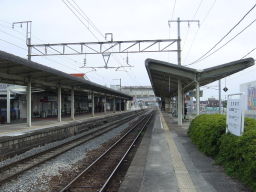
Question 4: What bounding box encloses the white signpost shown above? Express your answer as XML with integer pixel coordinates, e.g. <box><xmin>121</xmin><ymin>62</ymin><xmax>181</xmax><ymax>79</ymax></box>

<box><xmin>226</xmin><ymin>93</ymin><xmax>245</xmax><ymax>136</ymax></box>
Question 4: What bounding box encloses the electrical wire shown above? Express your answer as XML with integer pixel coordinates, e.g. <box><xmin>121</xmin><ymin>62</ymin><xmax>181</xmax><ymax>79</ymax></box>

<box><xmin>70</xmin><ymin>0</ymin><xmax>129</xmax><ymax>69</ymax></box>
<box><xmin>62</xmin><ymin>0</ymin><xmax>100</xmax><ymax>41</ymax></box>
<box><xmin>241</xmin><ymin>47</ymin><xmax>256</xmax><ymax>59</ymax></box>
<box><xmin>0</xmin><ymin>28</ymin><xmax>25</xmax><ymax>42</ymax></box>
<box><xmin>0</xmin><ymin>38</ymin><xmax>27</xmax><ymax>51</ymax></box>
<box><xmin>201</xmin><ymin>0</ymin><xmax>216</xmax><ymax>25</ymax></box>
<box><xmin>0</xmin><ymin>20</ymin><xmax>97</xmax><ymax>75</ymax></box>
<box><xmin>182</xmin><ymin>0</ymin><xmax>203</xmax><ymax>54</ymax></box>
<box><xmin>186</xmin><ymin>17</ymin><xmax>256</xmax><ymax>66</ymax></box>
<box><xmin>188</xmin><ymin>2</ymin><xmax>256</xmax><ymax>66</ymax></box>
<box><xmin>192</xmin><ymin>0</ymin><xmax>203</xmax><ymax>19</ymax></box>
<box><xmin>62</xmin><ymin>0</ymin><xmax>128</xmax><ymax>70</ymax></box>
<box><xmin>170</xmin><ymin>0</ymin><xmax>177</xmax><ymax>21</ymax></box>
<box><xmin>184</xmin><ymin>0</ymin><xmax>216</xmax><ymax>64</ymax></box>
<box><xmin>69</xmin><ymin>0</ymin><xmax>105</xmax><ymax>39</ymax></box>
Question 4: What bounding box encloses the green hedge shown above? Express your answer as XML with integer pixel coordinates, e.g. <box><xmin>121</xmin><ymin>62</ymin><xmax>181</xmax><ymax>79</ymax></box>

<box><xmin>188</xmin><ymin>114</ymin><xmax>256</xmax><ymax>191</ymax></box>
<box><xmin>188</xmin><ymin>114</ymin><xmax>226</xmax><ymax>157</ymax></box>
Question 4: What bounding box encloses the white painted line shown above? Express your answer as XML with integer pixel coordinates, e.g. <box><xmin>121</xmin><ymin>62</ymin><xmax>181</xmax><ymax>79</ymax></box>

<box><xmin>160</xmin><ymin>112</ymin><xmax>197</xmax><ymax>192</ymax></box>
<box><xmin>160</xmin><ymin>116</ymin><xmax>164</xmax><ymax>129</ymax></box>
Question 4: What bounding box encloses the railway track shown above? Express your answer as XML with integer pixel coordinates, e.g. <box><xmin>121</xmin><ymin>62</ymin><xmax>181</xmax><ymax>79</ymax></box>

<box><xmin>0</xmin><ymin>110</ymin><xmax>146</xmax><ymax>185</ymax></box>
<box><xmin>58</xmin><ymin>110</ymin><xmax>154</xmax><ymax>192</ymax></box>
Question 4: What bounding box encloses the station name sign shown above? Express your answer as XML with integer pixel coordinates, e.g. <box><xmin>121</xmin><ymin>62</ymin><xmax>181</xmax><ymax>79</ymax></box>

<box><xmin>226</xmin><ymin>93</ymin><xmax>245</xmax><ymax>136</ymax></box>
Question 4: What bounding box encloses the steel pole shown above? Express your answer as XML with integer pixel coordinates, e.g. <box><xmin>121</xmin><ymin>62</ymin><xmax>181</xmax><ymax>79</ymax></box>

<box><xmin>219</xmin><ymin>80</ymin><xmax>221</xmax><ymax>114</ymax></box>
<box><xmin>58</xmin><ymin>86</ymin><xmax>62</xmax><ymax>122</ymax></box>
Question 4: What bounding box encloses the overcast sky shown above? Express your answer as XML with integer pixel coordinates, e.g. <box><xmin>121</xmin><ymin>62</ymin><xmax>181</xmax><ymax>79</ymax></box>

<box><xmin>1</xmin><ymin>0</ymin><xmax>256</xmax><ymax>100</ymax></box>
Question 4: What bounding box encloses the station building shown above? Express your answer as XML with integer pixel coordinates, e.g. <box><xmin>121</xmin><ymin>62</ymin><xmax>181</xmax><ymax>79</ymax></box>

<box><xmin>120</xmin><ymin>86</ymin><xmax>158</xmax><ymax>109</ymax></box>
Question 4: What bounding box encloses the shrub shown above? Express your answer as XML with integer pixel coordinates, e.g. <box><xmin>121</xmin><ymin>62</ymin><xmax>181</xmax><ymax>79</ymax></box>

<box><xmin>216</xmin><ymin>118</ymin><xmax>256</xmax><ymax>191</ymax></box>
<box><xmin>188</xmin><ymin>114</ymin><xmax>226</xmax><ymax>157</ymax></box>
<box><xmin>188</xmin><ymin>114</ymin><xmax>256</xmax><ymax>191</ymax></box>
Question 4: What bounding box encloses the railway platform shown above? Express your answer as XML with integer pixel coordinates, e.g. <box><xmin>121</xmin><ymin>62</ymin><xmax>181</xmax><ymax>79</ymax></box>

<box><xmin>119</xmin><ymin>110</ymin><xmax>249</xmax><ymax>192</ymax></box>
<box><xmin>0</xmin><ymin>110</ymin><xmax>138</xmax><ymax>161</ymax></box>
<box><xmin>0</xmin><ymin>111</ymin><xmax>123</xmax><ymax>137</ymax></box>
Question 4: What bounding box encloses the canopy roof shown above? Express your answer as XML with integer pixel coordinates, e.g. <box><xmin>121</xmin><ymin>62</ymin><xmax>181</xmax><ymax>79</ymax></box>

<box><xmin>0</xmin><ymin>50</ymin><xmax>132</xmax><ymax>99</ymax></box>
<box><xmin>145</xmin><ymin>58</ymin><xmax>254</xmax><ymax>98</ymax></box>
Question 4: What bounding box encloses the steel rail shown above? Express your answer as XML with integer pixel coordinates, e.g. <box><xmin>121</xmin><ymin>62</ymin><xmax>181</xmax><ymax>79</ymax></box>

<box><xmin>59</xmin><ymin>110</ymin><xmax>153</xmax><ymax>192</ymax></box>
<box><xmin>0</xmin><ymin>111</ymin><xmax>145</xmax><ymax>185</ymax></box>
<box><xmin>99</xmin><ymin>111</ymin><xmax>153</xmax><ymax>192</ymax></box>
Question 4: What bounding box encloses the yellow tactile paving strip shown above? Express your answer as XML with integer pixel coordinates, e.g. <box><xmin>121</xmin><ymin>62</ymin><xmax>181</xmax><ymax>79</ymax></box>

<box><xmin>160</xmin><ymin>112</ymin><xmax>197</xmax><ymax>192</ymax></box>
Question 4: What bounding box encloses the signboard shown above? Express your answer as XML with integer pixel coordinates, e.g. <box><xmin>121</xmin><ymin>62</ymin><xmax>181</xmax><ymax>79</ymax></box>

<box><xmin>248</xmin><ymin>86</ymin><xmax>256</xmax><ymax>110</ymax></box>
<box><xmin>188</xmin><ymin>90</ymin><xmax>203</xmax><ymax>97</ymax></box>
<box><xmin>0</xmin><ymin>84</ymin><xmax>9</xmax><ymax>91</ymax></box>
<box><xmin>226</xmin><ymin>93</ymin><xmax>245</xmax><ymax>136</ymax></box>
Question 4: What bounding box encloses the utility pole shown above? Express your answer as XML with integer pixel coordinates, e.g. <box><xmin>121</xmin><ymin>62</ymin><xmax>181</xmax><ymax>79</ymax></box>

<box><xmin>12</xmin><ymin>21</ymin><xmax>32</xmax><ymax>61</ymax></box>
<box><xmin>168</xmin><ymin>18</ymin><xmax>200</xmax><ymax>66</ymax></box>
<box><xmin>168</xmin><ymin>18</ymin><xmax>200</xmax><ymax>125</ymax></box>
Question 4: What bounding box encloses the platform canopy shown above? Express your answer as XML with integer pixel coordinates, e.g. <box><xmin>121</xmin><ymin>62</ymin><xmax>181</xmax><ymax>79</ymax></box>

<box><xmin>145</xmin><ymin>58</ymin><xmax>255</xmax><ymax>98</ymax></box>
<box><xmin>0</xmin><ymin>50</ymin><xmax>132</xmax><ymax>99</ymax></box>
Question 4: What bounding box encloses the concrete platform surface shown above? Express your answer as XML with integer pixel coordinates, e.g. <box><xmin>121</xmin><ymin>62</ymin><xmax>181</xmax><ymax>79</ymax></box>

<box><xmin>119</xmin><ymin>110</ymin><xmax>250</xmax><ymax>192</ymax></box>
<box><xmin>0</xmin><ymin>111</ymin><xmax>123</xmax><ymax>137</ymax></box>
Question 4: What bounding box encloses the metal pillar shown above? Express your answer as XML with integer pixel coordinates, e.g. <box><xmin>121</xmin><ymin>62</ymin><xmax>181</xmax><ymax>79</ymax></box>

<box><xmin>71</xmin><ymin>88</ymin><xmax>75</xmax><ymax>120</ymax></box>
<box><xmin>124</xmin><ymin>100</ymin><xmax>127</xmax><ymax>111</ymax></box>
<box><xmin>113</xmin><ymin>97</ymin><xmax>116</xmax><ymax>112</ymax></box>
<box><xmin>6</xmin><ymin>89</ymin><xmax>11</xmax><ymax>124</ymax></box>
<box><xmin>177</xmin><ymin>17</ymin><xmax>182</xmax><ymax>125</ymax></box>
<box><xmin>92</xmin><ymin>92</ymin><xmax>95</xmax><ymax>117</ymax></box>
<box><xmin>178</xmin><ymin>80</ymin><xmax>183</xmax><ymax>125</ymax></box>
<box><xmin>196</xmin><ymin>81</ymin><xmax>200</xmax><ymax>115</ymax></box>
<box><xmin>219</xmin><ymin>80</ymin><xmax>221</xmax><ymax>114</ymax></box>
<box><xmin>119</xmin><ymin>99</ymin><xmax>122</xmax><ymax>112</ymax></box>
<box><xmin>104</xmin><ymin>95</ymin><xmax>107</xmax><ymax>114</ymax></box>
<box><xmin>27</xmin><ymin>80</ymin><xmax>32</xmax><ymax>127</ymax></box>
<box><xmin>27</xmin><ymin>38</ymin><xmax>32</xmax><ymax>61</ymax></box>
<box><xmin>58</xmin><ymin>86</ymin><xmax>62</xmax><ymax>122</ymax></box>
<box><xmin>181</xmin><ymin>92</ymin><xmax>184</xmax><ymax>119</ymax></box>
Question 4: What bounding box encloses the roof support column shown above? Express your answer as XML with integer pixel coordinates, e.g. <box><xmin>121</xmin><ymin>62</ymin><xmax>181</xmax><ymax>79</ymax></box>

<box><xmin>196</xmin><ymin>81</ymin><xmax>200</xmax><ymax>116</ymax></box>
<box><xmin>119</xmin><ymin>98</ymin><xmax>122</xmax><ymax>112</ymax></box>
<box><xmin>218</xmin><ymin>79</ymin><xmax>221</xmax><ymax>114</ymax></box>
<box><xmin>27</xmin><ymin>79</ymin><xmax>32</xmax><ymax>127</ymax></box>
<box><xmin>6</xmin><ymin>89</ymin><xmax>10</xmax><ymax>124</ymax></box>
<box><xmin>58</xmin><ymin>86</ymin><xmax>62</xmax><ymax>122</ymax></box>
<box><xmin>182</xmin><ymin>92</ymin><xmax>185</xmax><ymax>119</ymax></box>
<box><xmin>178</xmin><ymin>80</ymin><xmax>183</xmax><ymax>125</ymax></box>
<box><xmin>113</xmin><ymin>97</ymin><xmax>116</xmax><ymax>112</ymax></box>
<box><xmin>104</xmin><ymin>95</ymin><xmax>107</xmax><ymax>114</ymax></box>
<box><xmin>92</xmin><ymin>92</ymin><xmax>95</xmax><ymax>117</ymax></box>
<box><xmin>71</xmin><ymin>88</ymin><xmax>75</xmax><ymax>120</ymax></box>
<box><xmin>124</xmin><ymin>100</ymin><xmax>127</xmax><ymax>111</ymax></box>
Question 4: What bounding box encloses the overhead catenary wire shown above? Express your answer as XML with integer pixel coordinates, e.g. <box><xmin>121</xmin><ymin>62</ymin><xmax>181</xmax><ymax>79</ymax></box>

<box><xmin>186</xmin><ymin>17</ymin><xmax>256</xmax><ymax>66</ymax></box>
<box><xmin>241</xmin><ymin>47</ymin><xmax>256</xmax><ymax>59</ymax></box>
<box><xmin>62</xmin><ymin>0</ymin><xmax>100</xmax><ymax>41</ymax></box>
<box><xmin>187</xmin><ymin>2</ymin><xmax>256</xmax><ymax>66</ymax></box>
<box><xmin>184</xmin><ymin>0</ymin><xmax>217</xmax><ymax>64</ymax></box>
<box><xmin>69</xmin><ymin>0</ymin><xmax>105</xmax><ymax>39</ymax></box>
<box><xmin>0</xmin><ymin>28</ymin><xmax>25</xmax><ymax>42</ymax></box>
<box><xmin>62</xmin><ymin>0</ymin><xmax>128</xmax><ymax>70</ymax></box>
<box><xmin>181</xmin><ymin>0</ymin><xmax>203</xmax><ymax>55</ymax></box>
<box><xmin>0</xmin><ymin>20</ymin><xmax>99</xmax><ymax>75</ymax></box>
<box><xmin>0</xmin><ymin>36</ymin><xmax>86</xmax><ymax>74</ymax></box>
<box><xmin>0</xmin><ymin>38</ymin><xmax>27</xmax><ymax>51</ymax></box>
<box><xmin>170</xmin><ymin>0</ymin><xmax>177</xmax><ymax>21</ymax></box>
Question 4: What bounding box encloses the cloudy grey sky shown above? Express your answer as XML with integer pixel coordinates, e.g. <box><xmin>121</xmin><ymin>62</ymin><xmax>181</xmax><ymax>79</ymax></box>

<box><xmin>1</xmin><ymin>0</ymin><xmax>256</xmax><ymax>99</ymax></box>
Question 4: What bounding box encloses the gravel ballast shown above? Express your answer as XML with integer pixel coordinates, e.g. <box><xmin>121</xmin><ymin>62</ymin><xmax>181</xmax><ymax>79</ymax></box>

<box><xmin>0</xmin><ymin>121</ymin><xmax>131</xmax><ymax>192</ymax></box>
